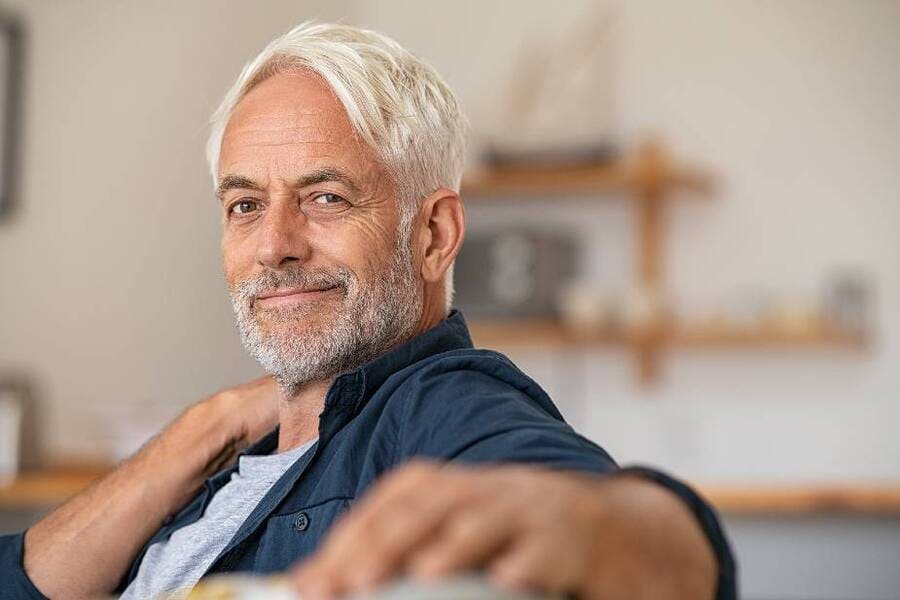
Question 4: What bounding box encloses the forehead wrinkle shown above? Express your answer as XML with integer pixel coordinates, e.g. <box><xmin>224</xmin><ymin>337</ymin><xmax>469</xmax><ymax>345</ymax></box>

<box><xmin>228</xmin><ymin>107</ymin><xmax>354</xmax><ymax>134</ymax></box>
<box><xmin>239</xmin><ymin>109</ymin><xmax>334</xmax><ymax>122</ymax></box>
<box><xmin>229</xmin><ymin>140</ymin><xmax>348</xmax><ymax>153</ymax></box>
<box><xmin>224</xmin><ymin>127</ymin><xmax>358</xmax><ymax>153</ymax></box>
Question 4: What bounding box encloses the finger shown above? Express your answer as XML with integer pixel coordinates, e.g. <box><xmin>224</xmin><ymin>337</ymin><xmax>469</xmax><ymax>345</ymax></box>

<box><xmin>293</xmin><ymin>556</ymin><xmax>344</xmax><ymax>600</ymax></box>
<box><xmin>488</xmin><ymin>538</ymin><xmax>584</xmax><ymax>596</ymax></box>
<box><xmin>340</xmin><ymin>489</ymin><xmax>466</xmax><ymax>590</ymax></box>
<box><xmin>319</xmin><ymin>461</ymin><xmax>441</xmax><ymax>554</ymax></box>
<box><xmin>297</xmin><ymin>463</ymin><xmax>477</xmax><ymax>594</ymax></box>
<box><xmin>321</xmin><ymin>469</ymin><xmax>459</xmax><ymax>562</ymax></box>
<box><xmin>351</xmin><ymin>461</ymin><xmax>448</xmax><ymax>525</ymax></box>
<box><xmin>408</xmin><ymin>499</ymin><xmax>520</xmax><ymax>578</ymax></box>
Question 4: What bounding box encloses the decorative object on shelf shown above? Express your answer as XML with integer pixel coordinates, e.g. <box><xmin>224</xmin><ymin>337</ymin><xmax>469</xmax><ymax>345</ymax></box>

<box><xmin>823</xmin><ymin>268</ymin><xmax>873</xmax><ymax>335</ymax></box>
<box><xmin>454</xmin><ymin>229</ymin><xmax>579</xmax><ymax>319</ymax></box>
<box><xmin>0</xmin><ymin>384</ymin><xmax>22</xmax><ymax>483</ymax></box>
<box><xmin>0</xmin><ymin>9</ymin><xmax>22</xmax><ymax>220</ymax></box>
<box><xmin>0</xmin><ymin>374</ymin><xmax>40</xmax><ymax>472</ymax></box>
<box><xmin>482</xmin><ymin>3</ymin><xmax>619</xmax><ymax>170</ymax></box>
<box><xmin>556</xmin><ymin>282</ymin><xmax>618</xmax><ymax>337</ymax></box>
<box><xmin>719</xmin><ymin>287</ymin><xmax>773</xmax><ymax>331</ymax></box>
<box><xmin>481</xmin><ymin>141</ymin><xmax>619</xmax><ymax>171</ymax></box>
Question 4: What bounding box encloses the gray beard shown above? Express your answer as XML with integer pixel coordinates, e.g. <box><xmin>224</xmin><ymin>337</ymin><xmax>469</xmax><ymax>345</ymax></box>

<box><xmin>229</xmin><ymin>239</ymin><xmax>423</xmax><ymax>395</ymax></box>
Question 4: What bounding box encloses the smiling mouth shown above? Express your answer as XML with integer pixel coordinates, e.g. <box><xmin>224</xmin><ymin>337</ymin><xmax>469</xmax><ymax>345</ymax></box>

<box><xmin>254</xmin><ymin>285</ymin><xmax>341</xmax><ymax>308</ymax></box>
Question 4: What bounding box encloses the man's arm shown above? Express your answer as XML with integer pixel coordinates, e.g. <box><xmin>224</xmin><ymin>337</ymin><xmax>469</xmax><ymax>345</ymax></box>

<box><xmin>0</xmin><ymin>376</ymin><xmax>278</xmax><ymax>599</ymax></box>
<box><xmin>293</xmin><ymin>461</ymin><xmax>719</xmax><ymax>600</ymax></box>
<box><xmin>292</xmin><ymin>366</ymin><xmax>733</xmax><ymax>599</ymax></box>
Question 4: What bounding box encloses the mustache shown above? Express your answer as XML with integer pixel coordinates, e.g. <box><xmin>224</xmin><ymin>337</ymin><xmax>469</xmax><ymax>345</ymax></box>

<box><xmin>231</xmin><ymin>266</ymin><xmax>353</xmax><ymax>305</ymax></box>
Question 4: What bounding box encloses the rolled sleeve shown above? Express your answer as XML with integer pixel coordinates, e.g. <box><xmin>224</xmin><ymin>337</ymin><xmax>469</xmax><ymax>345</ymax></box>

<box><xmin>0</xmin><ymin>532</ymin><xmax>48</xmax><ymax>600</ymax></box>
<box><xmin>618</xmin><ymin>466</ymin><xmax>737</xmax><ymax>600</ymax></box>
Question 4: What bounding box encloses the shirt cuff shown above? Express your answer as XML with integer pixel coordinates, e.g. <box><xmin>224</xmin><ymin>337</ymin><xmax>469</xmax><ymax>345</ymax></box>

<box><xmin>616</xmin><ymin>466</ymin><xmax>738</xmax><ymax>600</ymax></box>
<box><xmin>0</xmin><ymin>532</ymin><xmax>49</xmax><ymax>600</ymax></box>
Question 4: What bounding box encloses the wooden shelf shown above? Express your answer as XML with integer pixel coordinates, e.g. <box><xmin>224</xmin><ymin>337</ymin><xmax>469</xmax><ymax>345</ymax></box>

<box><xmin>460</xmin><ymin>140</ymin><xmax>871</xmax><ymax>385</ymax></box>
<box><xmin>2</xmin><ymin>468</ymin><xmax>899</xmax><ymax>516</ymax></box>
<box><xmin>669</xmin><ymin>323</ymin><xmax>868</xmax><ymax>350</ymax></box>
<box><xmin>460</xmin><ymin>141</ymin><xmax>721</xmax><ymax>385</ymax></box>
<box><xmin>469</xmin><ymin>318</ymin><xmax>631</xmax><ymax>349</ymax></box>
<box><xmin>462</xmin><ymin>154</ymin><xmax>713</xmax><ymax>198</ymax></box>
<box><xmin>463</xmin><ymin>162</ymin><xmax>632</xmax><ymax>197</ymax></box>
<box><xmin>0</xmin><ymin>466</ymin><xmax>106</xmax><ymax>510</ymax></box>
<box><xmin>698</xmin><ymin>483</ymin><xmax>900</xmax><ymax>515</ymax></box>
<box><xmin>469</xmin><ymin>319</ymin><xmax>868</xmax><ymax>352</ymax></box>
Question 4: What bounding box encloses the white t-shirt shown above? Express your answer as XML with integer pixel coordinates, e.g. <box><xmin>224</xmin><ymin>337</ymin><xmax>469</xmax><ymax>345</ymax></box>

<box><xmin>121</xmin><ymin>438</ymin><xmax>317</xmax><ymax>599</ymax></box>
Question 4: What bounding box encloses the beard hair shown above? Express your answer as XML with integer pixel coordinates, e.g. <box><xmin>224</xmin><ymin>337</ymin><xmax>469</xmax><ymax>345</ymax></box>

<box><xmin>229</xmin><ymin>233</ymin><xmax>423</xmax><ymax>395</ymax></box>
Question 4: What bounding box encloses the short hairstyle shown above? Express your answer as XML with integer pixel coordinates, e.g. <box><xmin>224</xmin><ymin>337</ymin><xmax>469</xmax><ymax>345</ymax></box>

<box><xmin>206</xmin><ymin>22</ymin><xmax>467</xmax><ymax>309</ymax></box>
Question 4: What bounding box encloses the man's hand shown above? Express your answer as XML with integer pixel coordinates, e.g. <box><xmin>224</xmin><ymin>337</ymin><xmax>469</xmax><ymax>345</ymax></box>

<box><xmin>23</xmin><ymin>376</ymin><xmax>280</xmax><ymax>598</ymax></box>
<box><xmin>179</xmin><ymin>376</ymin><xmax>282</xmax><ymax>488</ymax></box>
<box><xmin>293</xmin><ymin>461</ymin><xmax>716</xmax><ymax>600</ymax></box>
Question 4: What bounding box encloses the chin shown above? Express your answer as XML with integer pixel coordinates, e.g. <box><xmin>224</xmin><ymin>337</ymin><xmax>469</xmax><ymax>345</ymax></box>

<box><xmin>255</xmin><ymin>302</ymin><xmax>340</xmax><ymax>325</ymax></box>
<box><xmin>258</xmin><ymin>313</ymin><xmax>328</xmax><ymax>339</ymax></box>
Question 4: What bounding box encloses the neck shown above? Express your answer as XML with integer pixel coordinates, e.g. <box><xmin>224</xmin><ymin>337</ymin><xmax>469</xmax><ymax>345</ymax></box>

<box><xmin>276</xmin><ymin>378</ymin><xmax>331</xmax><ymax>453</ymax></box>
<box><xmin>412</xmin><ymin>286</ymin><xmax>448</xmax><ymax>338</ymax></box>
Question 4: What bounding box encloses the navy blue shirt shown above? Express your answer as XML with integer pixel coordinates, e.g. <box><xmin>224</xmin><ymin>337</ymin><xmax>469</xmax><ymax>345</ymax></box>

<box><xmin>0</xmin><ymin>310</ymin><xmax>736</xmax><ymax>599</ymax></box>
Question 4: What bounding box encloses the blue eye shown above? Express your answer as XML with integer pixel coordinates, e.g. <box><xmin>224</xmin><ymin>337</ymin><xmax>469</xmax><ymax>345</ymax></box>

<box><xmin>313</xmin><ymin>193</ymin><xmax>345</xmax><ymax>205</ymax></box>
<box><xmin>230</xmin><ymin>199</ymin><xmax>258</xmax><ymax>214</ymax></box>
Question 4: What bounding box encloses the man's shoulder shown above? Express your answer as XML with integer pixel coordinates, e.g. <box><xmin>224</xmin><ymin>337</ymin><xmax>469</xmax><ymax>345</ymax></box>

<box><xmin>400</xmin><ymin>346</ymin><xmax>520</xmax><ymax>378</ymax></box>
<box><xmin>373</xmin><ymin>346</ymin><xmax>615</xmax><ymax>471</ymax></box>
<box><xmin>378</xmin><ymin>346</ymin><xmax>564</xmax><ymax>423</ymax></box>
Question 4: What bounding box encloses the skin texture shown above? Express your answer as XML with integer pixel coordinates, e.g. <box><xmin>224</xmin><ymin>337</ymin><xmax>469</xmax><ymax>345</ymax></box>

<box><xmin>216</xmin><ymin>71</ymin><xmax>464</xmax><ymax>453</ymax></box>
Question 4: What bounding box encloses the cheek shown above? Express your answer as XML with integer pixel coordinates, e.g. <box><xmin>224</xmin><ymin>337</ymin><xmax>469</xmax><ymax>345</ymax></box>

<box><xmin>315</xmin><ymin>222</ymin><xmax>394</xmax><ymax>279</ymax></box>
<box><xmin>221</xmin><ymin>234</ymin><xmax>254</xmax><ymax>287</ymax></box>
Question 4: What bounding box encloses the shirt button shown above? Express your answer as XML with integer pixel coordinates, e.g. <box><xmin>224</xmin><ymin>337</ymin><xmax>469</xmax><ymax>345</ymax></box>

<box><xmin>294</xmin><ymin>512</ymin><xmax>310</xmax><ymax>532</ymax></box>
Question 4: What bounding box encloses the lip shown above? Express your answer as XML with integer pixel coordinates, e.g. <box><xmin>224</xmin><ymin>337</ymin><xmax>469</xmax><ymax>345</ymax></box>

<box><xmin>255</xmin><ymin>285</ymin><xmax>340</xmax><ymax>308</ymax></box>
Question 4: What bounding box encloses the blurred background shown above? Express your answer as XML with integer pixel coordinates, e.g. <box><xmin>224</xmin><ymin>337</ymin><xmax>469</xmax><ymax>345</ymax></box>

<box><xmin>0</xmin><ymin>1</ymin><xmax>898</xmax><ymax>598</ymax></box>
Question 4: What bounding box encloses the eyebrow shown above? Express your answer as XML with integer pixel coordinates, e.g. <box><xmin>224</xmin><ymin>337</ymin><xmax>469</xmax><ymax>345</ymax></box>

<box><xmin>216</xmin><ymin>167</ymin><xmax>361</xmax><ymax>200</ymax></box>
<box><xmin>216</xmin><ymin>175</ymin><xmax>261</xmax><ymax>200</ymax></box>
<box><xmin>296</xmin><ymin>167</ymin><xmax>361</xmax><ymax>194</ymax></box>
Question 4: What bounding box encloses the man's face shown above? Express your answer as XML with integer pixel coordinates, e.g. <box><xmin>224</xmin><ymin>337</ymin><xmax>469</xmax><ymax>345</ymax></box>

<box><xmin>217</xmin><ymin>71</ymin><xmax>423</xmax><ymax>391</ymax></box>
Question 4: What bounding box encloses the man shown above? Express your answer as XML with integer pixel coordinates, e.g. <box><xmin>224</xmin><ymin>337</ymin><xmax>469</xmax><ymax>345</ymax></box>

<box><xmin>0</xmin><ymin>22</ymin><xmax>735</xmax><ymax>600</ymax></box>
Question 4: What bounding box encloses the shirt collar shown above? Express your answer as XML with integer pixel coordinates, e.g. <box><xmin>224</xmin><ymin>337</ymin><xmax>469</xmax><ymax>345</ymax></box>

<box><xmin>345</xmin><ymin>308</ymin><xmax>473</xmax><ymax>406</ymax></box>
<box><xmin>240</xmin><ymin>309</ymin><xmax>473</xmax><ymax>457</ymax></box>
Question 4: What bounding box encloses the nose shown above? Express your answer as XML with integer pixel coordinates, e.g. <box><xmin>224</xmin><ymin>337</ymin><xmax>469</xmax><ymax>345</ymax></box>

<box><xmin>255</xmin><ymin>202</ymin><xmax>311</xmax><ymax>269</ymax></box>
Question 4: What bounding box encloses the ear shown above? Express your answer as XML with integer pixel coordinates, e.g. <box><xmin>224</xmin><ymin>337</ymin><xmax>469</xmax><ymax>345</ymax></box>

<box><xmin>416</xmin><ymin>188</ymin><xmax>465</xmax><ymax>284</ymax></box>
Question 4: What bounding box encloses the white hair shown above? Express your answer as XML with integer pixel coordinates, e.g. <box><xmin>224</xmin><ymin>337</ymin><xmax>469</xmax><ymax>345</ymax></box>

<box><xmin>207</xmin><ymin>21</ymin><xmax>468</xmax><ymax>311</ymax></box>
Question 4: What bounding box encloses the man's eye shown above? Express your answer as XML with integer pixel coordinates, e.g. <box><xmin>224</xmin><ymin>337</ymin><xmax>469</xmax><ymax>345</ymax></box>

<box><xmin>230</xmin><ymin>199</ymin><xmax>259</xmax><ymax>215</ymax></box>
<box><xmin>313</xmin><ymin>193</ymin><xmax>345</xmax><ymax>205</ymax></box>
